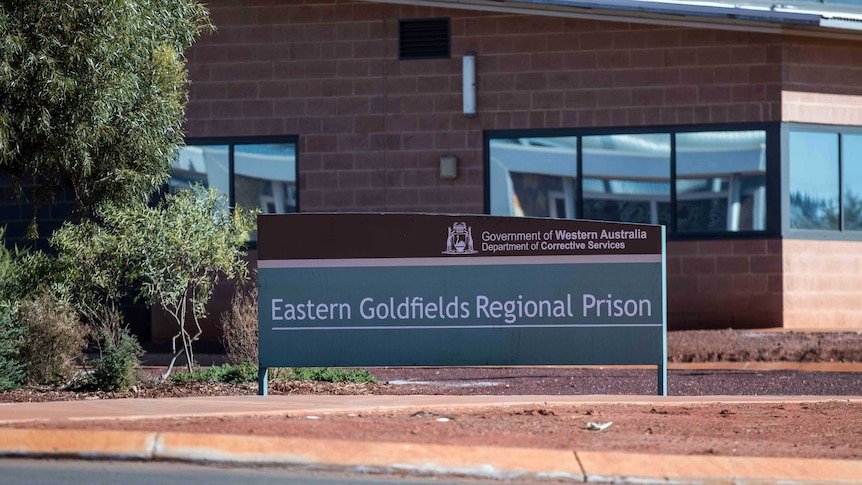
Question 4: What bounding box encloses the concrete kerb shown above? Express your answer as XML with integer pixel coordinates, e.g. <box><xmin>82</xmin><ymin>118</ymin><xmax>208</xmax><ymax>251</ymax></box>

<box><xmin>1</xmin><ymin>427</ymin><xmax>862</xmax><ymax>484</ymax></box>
<box><xmin>1</xmin><ymin>395</ymin><xmax>862</xmax><ymax>484</ymax></box>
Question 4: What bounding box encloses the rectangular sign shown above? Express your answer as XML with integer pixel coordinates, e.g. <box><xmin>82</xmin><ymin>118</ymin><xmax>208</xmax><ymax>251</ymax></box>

<box><xmin>257</xmin><ymin>214</ymin><xmax>667</xmax><ymax>394</ymax></box>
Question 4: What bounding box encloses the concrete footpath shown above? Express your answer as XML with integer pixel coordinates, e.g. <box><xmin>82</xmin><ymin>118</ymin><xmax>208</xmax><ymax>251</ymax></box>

<box><xmin>1</xmin><ymin>394</ymin><xmax>861</xmax><ymax>484</ymax></box>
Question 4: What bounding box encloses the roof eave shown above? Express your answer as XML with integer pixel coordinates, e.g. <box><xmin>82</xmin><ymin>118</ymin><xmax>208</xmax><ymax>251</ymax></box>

<box><xmin>360</xmin><ymin>0</ymin><xmax>862</xmax><ymax>41</ymax></box>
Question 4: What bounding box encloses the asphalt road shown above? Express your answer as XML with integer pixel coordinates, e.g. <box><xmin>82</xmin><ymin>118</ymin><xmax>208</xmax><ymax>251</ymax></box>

<box><xmin>0</xmin><ymin>459</ymin><xmax>641</xmax><ymax>485</ymax></box>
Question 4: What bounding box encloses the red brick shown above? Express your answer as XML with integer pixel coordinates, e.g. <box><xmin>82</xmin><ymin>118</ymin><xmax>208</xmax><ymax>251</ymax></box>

<box><xmin>209</xmin><ymin>6</ymin><xmax>259</xmax><ymax>26</ymax></box>
<box><xmin>337</xmin><ymin>134</ymin><xmax>370</xmax><ymax>152</ymax></box>
<box><xmin>580</xmin><ymin>70</ymin><xmax>615</xmax><ymax>89</ymax></box>
<box><xmin>531</xmin><ymin>52</ymin><xmax>566</xmax><ymax>71</ymax></box>
<box><xmin>565</xmin><ymin>52</ymin><xmax>597</xmax><ymax>69</ymax></box>
<box><xmin>597</xmin><ymin>89</ymin><xmax>632</xmax><ymax>108</ymax></box>
<box><xmin>386</xmin><ymin>188</ymin><xmax>420</xmax><ymax>206</ymax></box>
<box><xmin>666</xmin><ymin>257</ymin><xmax>681</xmax><ymax>275</ymax></box>
<box><xmin>355</xmin><ymin>188</ymin><xmax>386</xmax><ymax>208</ymax></box>
<box><xmin>191</xmin><ymin>83</ymin><xmax>227</xmax><ymax>100</ymax></box>
<box><xmin>682</xmin><ymin>256</ymin><xmax>716</xmax><ymax>274</ymax></box>
<box><xmin>242</xmin><ymin>100</ymin><xmax>273</xmax><ymax>117</ymax></box>
<box><xmin>632</xmin><ymin>88</ymin><xmax>665</xmax><ymax>106</ymax></box>
<box><xmin>613</xmin><ymin>31</ymin><xmax>650</xmax><ymax>50</ymax></box>
<box><xmin>322</xmin><ymin>189</ymin><xmax>355</xmax><ymax>209</ymax></box>
<box><xmin>321</xmin><ymin>154</ymin><xmax>353</xmax><ymax>171</ymax></box>
<box><xmin>750</xmin><ymin>255</ymin><xmax>781</xmax><ymax>273</ymax></box>
<box><xmin>434</xmin><ymin>132</ymin><xmax>467</xmax><ymax>150</ymax></box>
<box><xmin>497</xmin><ymin>53</ymin><xmax>533</xmax><ymax>72</ymax></box>
<box><xmin>532</xmin><ymin>91</ymin><xmax>565</xmax><ymax>110</ymax></box>
<box><xmin>304</xmin><ymin>170</ymin><xmax>338</xmax><ymax>189</ymax></box>
<box><xmin>337</xmin><ymin>97</ymin><xmax>370</xmax><ymax>116</ymax></box>
<box><xmin>733</xmin><ymin>273</ymin><xmax>768</xmax><ymax>294</ymax></box>
<box><xmin>305</xmin><ymin>134</ymin><xmax>338</xmax><ymax>152</ymax></box>
<box><xmin>211</xmin><ymin>100</ymin><xmax>243</xmax><ymax>118</ymax></box>
<box><xmin>499</xmin><ymin>92</ymin><xmax>532</xmax><ymax>110</ymax></box>
<box><xmin>185</xmin><ymin>101</ymin><xmax>211</xmax><ymax>120</ymax></box>
<box><xmin>679</xmin><ymin>67</ymin><xmax>714</xmax><ymax>85</ymax></box>
<box><xmin>646</xmin><ymin>29</ymin><xmax>681</xmax><ymax>49</ymax></box>
<box><xmin>565</xmin><ymin>91</ymin><xmax>597</xmax><ymax>109</ymax></box>
<box><xmin>733</xmin><ymin>239</ymin><xmax>767</xmax><ymax>255</ymax></box>
<box><xmin>286</xmin><ymin>6</ymin><xmax>322</xmax><ymax>24</ymax></box>
<box><xmin>698</xmin><ymin>86</ymin><xmax>732</xmax><ymax>104</ymax></box>
<box><xmin>665</xmin><ymin>86</ymin><xmax>697</xmax><ymax>105</ymax></box>
<box><xmin>210</xmin><ymin>62</ymin><xmax>274</xmax><ymax>82</ymax></box>
<box><xmin>697</xmin><ymin>47</ymin><xmax>732</xmax><ymax>65</ymax></box>
<box><xmin>596</xmin><ymin>50</ymin><xmax>630</xmax><ymax>69</ymax></box>
<box><xmin>400</xmin><ymin>95</ymin><xmax>435</xmax><ymax>113</ymax></box>
<box><xmin>697</xmin><ymin>240</ymin><xmax>734</xmax><ymax>256</ymax></box>
<box><xmin>337</xmin><ymin>170</ymin><xmax>372</xmax><ymax>188</ymax></box>
<box><xmin>715</xmin><ymin>256</ymin><xmax>750</xmax><ymax>274</ymax></box>
<box><xmin>631</xmin><ymin>49</ymin><xmax>665</xmax><ymax>68</ymax></box>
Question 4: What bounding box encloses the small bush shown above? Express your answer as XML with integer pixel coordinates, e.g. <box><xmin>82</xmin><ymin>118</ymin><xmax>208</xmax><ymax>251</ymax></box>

<box><xmin>220</xmin><ymin>284</ymin><xmax>258</xmax><ymax>365</ymax></box>
<box><xmin>0</xmin><ymin>302</ymin><xmax>24</xmax><ymax>391</ymax></box>
<box><xmin>18</xmin><ymin>291</ymin><xmax>88</xmax><ymax>385</ymax></box>
<box><xmin>88</xmin><ymin>327</ymin><xmax>144</xmax><ymax>392</ymax></box>
<box><xmin>281</xmin><ymin>367</ymin><xmax>377</xmax><ymax>384</ymax></box>
<box><xmin>169</xmin><ymin>361</ymin><xmax>258</xmax><ymax>384</ymax></box>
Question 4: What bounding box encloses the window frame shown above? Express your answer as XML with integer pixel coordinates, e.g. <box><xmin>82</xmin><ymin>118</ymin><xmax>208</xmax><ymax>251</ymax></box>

<box><xmin>174</xmin><ymin>135</ymin><xmax>300</xmax><ymax>247</ymax></box>
<box><xmin>484</xmin><ymin>122</ymin><xmax>781</xmax><ymax>241</ymax></box>
<box><xmin>781</xmin><ymin>123</ymin><xmax>862</xmax><ymax>240</ymax></box>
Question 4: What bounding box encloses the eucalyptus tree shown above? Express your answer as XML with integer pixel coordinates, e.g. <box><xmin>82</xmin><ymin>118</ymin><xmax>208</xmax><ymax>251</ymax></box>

<box><xmin>0</xmin><ymin>0</ymin><xmax>212</xmax><ymax>236</ymax></box>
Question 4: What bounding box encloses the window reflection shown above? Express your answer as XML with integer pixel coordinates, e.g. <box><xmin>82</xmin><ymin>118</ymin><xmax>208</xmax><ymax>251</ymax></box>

<box><xmin>488</xmin><ymin>129</ymin><xmax>772</xmax><ymax>234</ymax></box>
<box><xmin>676</xmin><ymin>131</ymin><xmax>766</xmax><ymax>232</ymax></box>
<box><xmin>489</xmin><ymin>137</ymin><xmax>578</xmax><ymax>219</ymax></box>
<box><xmin>789</xmin><ymin>131</ymin><xmax>839</xmax><ymax>230</ymax></box>
<box><xmin>843</xmin><ymin>134</ymin><xmax>862</xmax><ymax>231</ymax></box>
<box><xmin>582</xmin><ymin>134</ymin><xmax>671</xmax><ymax>225</ymax></box>
<box><xmin>234</xmin><ymin>144</ymin><xmax>297</xmax><ymax>214</ymax></box>
<box><xmin>170</xmin><ymin>145</ymin><xmax>230</xmax><ymax>196</ymax></box>
<box><xmin>170</xmin><ymin>141</ymin><xmax>297</xmax><ymax>242</ymax></box>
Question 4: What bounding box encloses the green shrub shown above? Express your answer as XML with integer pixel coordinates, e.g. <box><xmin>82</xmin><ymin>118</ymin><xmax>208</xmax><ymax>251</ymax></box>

<box><xmin>282</xmin><ymin>367</ymin><xmax>377</xmax><ymax>384</ymax></box>
<box><xmin>88</xmin><ymin>327</ymin><xmax>144</xmax><ymax>392</ymax></box>
<box><xmin>18</xmin><ymin>291</ymin><xmax>88</xmax><ymax>385</ymax></box>
<box><xmin>0</xmin><ymin>302</ymin><xmax>24</xmax><ymax>391</ymax></box>
<box><xmin>167</xmin><ymin>363</ymin><xmax>376</xmax><ymax>385</ymax></box>
<box><xmin>220</xmin><ymin>284</ymin><xmax>258</xmax><ymax>365</ymax></box>
<box><xmin>169</xmin><ymin>361</ymin><xmax>258</xmax><ymax>384</ymax></box>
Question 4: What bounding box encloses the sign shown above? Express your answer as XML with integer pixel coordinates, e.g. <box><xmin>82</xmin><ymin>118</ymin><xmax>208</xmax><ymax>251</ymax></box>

<box><xmin>257</xmin><ymin>214</ymin><xmax>667</xmax><ymax>395</ymax></box>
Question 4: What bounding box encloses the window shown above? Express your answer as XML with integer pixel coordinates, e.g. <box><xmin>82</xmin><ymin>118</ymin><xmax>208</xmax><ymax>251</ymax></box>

<box><xmin>487</xmin><ymin>126</ymin><xmax>769</xmax><ymax>236</ymax></box>
<box><xmin>788</xmin><ymin>131</ymin><xmax>839</xmax><ymax>230</ymax></box>
<box><xmin>843</xmin><ymin>134</ymin><xmax>862</xmax><ymax>231</ymax></box>
<box><xmin>488</xmin><ymin>137</ymin><xmax>577</xmax><ymax>219</ymax></box>
<box><xmin>233</xmin><ymin>144</ymin><xmax>297</xmax><ymax>214</ymax></box>
<box><xmin>582</xmin><ymin>134</ymin><xmax>670</xmax><ymax>226</ymax></box>
<box><xmin>676</xmin><ymin>131</ymin><xmax>766</xmax><ymax>232</ymax></box>
<box><xmin>170</xmin><ymin>138</ymin><xmax>298</xmax><ymax>241</ymax></box>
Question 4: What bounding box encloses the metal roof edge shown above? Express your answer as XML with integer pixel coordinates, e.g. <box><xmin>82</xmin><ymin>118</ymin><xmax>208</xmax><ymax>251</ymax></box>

<box><xmin>359</xmin><ymin>0</ymin><xmax>862</xmax><ymax>40</ymax></box>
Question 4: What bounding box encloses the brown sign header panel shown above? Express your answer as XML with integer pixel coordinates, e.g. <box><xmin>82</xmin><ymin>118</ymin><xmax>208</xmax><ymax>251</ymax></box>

<box><xmin>258</xmin><ymin>213</ymin><xmax>662</xmax><ymax>261</ymax></box>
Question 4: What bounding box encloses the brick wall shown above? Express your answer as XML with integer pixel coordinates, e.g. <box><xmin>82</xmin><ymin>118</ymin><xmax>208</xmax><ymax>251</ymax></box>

<box><xmin>177</xmin><ymin>1</ymin><xmax>862</xmax><ymax>335</ymax></box>
<box><xmin>782</xmin><ymin>239</ymin><xmax>862</xmax><ymax>330</ymax></box>
<box><xmin>184</xmin><ymin>0</ymin><xmax>787</xmax><ymax>216</ymax></box>
<box><xmin>667</xmin><ymin>239</ymin><xmax>783</xmax><ymax>330</ymax></box>
<box><xmin>781</xmin><ymin>38</ymin><xmax>862</xmax><ymax>124</ymax></box>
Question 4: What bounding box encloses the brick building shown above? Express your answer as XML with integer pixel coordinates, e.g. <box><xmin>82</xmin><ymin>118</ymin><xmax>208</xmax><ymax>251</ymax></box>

<box><xmin>173</xmin><ymin>0</ymin><xmax>862</xmax><ymax>336</ymax></box>
<box><xmin>10</xmin><ymin>0</ymin><xmax>862</xmax><ymax>342</ymax></box>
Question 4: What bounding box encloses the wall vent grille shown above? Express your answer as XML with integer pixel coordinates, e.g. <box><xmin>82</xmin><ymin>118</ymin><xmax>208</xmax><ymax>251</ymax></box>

<box><xmin>399</xmin><ymin>18</ymin><xmax>450</xmax><ymax>60</ymax></box>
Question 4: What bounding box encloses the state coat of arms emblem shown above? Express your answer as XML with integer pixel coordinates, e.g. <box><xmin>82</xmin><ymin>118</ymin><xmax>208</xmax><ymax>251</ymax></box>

<box><xmin>442</xmin><ymin>222</ymin><xmax>478</xmax><ymax>255</ymax></box>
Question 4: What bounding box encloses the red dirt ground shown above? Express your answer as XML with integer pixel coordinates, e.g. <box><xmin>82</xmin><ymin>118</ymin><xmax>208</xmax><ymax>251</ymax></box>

<box><xmin>2</xmin><ymin>330</ymin><xmax>861</xmax><ymax>460</ymax></box>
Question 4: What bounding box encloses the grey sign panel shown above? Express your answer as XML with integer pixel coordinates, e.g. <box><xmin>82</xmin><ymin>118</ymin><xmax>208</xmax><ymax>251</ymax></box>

<box><xmin>257</xmin><ymin>214</ymin><xmax>667</xmax><ymax>395</ymax></box>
